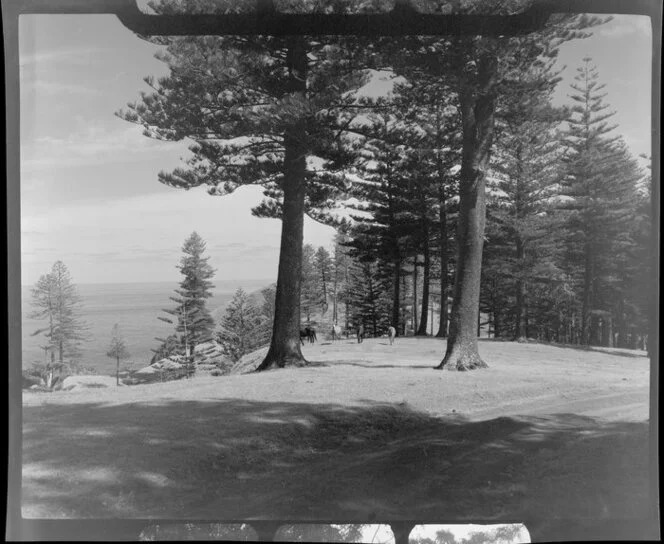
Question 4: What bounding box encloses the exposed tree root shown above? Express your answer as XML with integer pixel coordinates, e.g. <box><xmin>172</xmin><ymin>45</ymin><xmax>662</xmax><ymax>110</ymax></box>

<box><xmin>435</xmin><ymin>346</ymin><xmax>488</xmax><ymax>371</ymax></box>
<box><xmin>256</xmin><ymin>348</ymin><xmax>308</xmax><ymax>372</ymax></box>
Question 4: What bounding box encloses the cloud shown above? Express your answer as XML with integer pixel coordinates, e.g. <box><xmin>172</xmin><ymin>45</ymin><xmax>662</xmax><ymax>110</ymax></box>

<box><xmin>20</xmin><ymin>47</ymin><xmax>111</xmax><ymax>67</ymax></box>
<box><xmin>599</xmin><ymin>15</ymin><xmax>652</xmax><ymax>38</ymax></box>
<box><xmin>211</xmin><ymin>242</ymin><xmax>246</xmax><ymax>250</ymax></box>
<box><xmin>19</xmin><ymin>184</ymin><xmax>335</xmax><ymax>284</ymax></box>
<box><xmin>20</xmin><ymin>122</ymin><xmax>185</xmax><ymax>173</ymax></box>
<box><xmin>21</xmin><ymin>79</ymin><xmax>103</xmax><ymax>96</ymax></box>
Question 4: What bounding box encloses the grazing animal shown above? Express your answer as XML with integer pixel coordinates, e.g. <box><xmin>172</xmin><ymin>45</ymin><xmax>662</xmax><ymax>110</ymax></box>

<box><xmin>332</xmin><ymin>324</ymin><xmax>342</xmax><ymax>341</ymax></box>
<box><xmin>388</xmin><ymin>326</ymin><xmax>396</xmax><ymax>345</ymax></box>
<box><xmin>300</xmin><ymin>327</ymin><xmax>317</xmax><ymax>344</ymax></box>
<box><xmin>357</xmin><ymin>324</ymin><xmax>365</xmax><ymax>343</ymax></box>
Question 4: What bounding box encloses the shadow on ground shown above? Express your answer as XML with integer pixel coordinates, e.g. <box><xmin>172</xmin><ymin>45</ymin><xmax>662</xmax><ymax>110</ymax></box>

<box><xmin>317</xmin><ymin>361</ymin><xmax>434</xmax><ymax>369</ymax></box>
<box><xmin>23</xmin><ymin>399</ymin><xmax>653</xmax><ymax>524</ymax></box>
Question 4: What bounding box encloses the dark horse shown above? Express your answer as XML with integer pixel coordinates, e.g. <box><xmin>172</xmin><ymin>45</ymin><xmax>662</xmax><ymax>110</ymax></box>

<box><xmin>300</xmin><ymin>327</ymin><xmax>317</xmax><ymax>345</ymax></box>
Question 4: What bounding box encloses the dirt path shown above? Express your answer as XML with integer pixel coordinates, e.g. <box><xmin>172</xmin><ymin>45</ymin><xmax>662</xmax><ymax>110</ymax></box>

<box><xmin>22</xmin><ymin>339</ymin><xmax>653</xmax><ymax>524</ymax></box>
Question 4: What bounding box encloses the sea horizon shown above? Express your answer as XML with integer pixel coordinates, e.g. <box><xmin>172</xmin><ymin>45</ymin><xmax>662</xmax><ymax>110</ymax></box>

<box><xmin>20</xmin><ymin>278</ymin><xmax>275</xmax><ymax>375</ymax></box>
<box><xmin>21</xmin><ymin>278</ymin><xmax>276</xmax><ymax>289</ymax></box>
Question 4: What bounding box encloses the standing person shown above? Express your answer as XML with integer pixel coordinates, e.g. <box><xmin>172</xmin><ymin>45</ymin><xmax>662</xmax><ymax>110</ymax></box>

<box><xmin>357</xmin><ymin>324</ymin><xmax>365</xmax><ymax>344</ymax></box>
<box><xmin>388</xmin><ymin>326</ymin><xmax>396</xmax><ymax>345</ymax></box>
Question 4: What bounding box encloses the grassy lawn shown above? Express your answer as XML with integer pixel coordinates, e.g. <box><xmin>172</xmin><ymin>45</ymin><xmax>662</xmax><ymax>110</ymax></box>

<box><xmin>21</xmin><ymin>338</ymin><xmax>653</xmax><ymax>525</ymax></box>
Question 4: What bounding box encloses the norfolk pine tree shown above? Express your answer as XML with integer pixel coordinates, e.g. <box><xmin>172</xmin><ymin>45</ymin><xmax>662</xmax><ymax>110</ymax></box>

<box><xmin>482</xmin><ymin>54</ymin><xmax>566</xmax><ymax>340</ymax></box>
<box><xmin>345</xmin><ymin>110</ymin><xmax>418</xmax><ymax>335</ymax></box>
<box><xmin>396</xmin><ymin>79</ymin><xmax>461</xmax><ymax>338</ymax></box>
<box><xmin>217</xmin><ymin>287</ymin><xmax>266</xmax><ymax>362</ymax></box>
<box><xmin>300</xmin><ymin>244</ymin><xmax>320</xmax><ymax>325</ymax></box>
<box><xmin>314</xmin><ymin>246</ymin><xmax>333</xmax><ymax>314</ymax></box>
<box><xmin>384</xmin><ymin>4</ymin><xmax>604</xmax><ymax>369</ymax></box>
<box><xmin>157</xmin><ymin>231</ymin><xmax>215</xmax><ymax>371</ymax></box>
<box><xmin>558</xmin><ymin>59</ymin><xmax>642</xmax><ymax>346</ymax></box>
<box><xmin>107</xmin><ymin>323</ymin><xmax>130</xmax><ymax>386</ymax></box>
<box><xmin>30</xmin><ymin>261</ymin><xmax>88</xmax><ymax>384</ymax></box>
<box><xmin>620</xmin><ymin>159</ymin><xmax>652</xmax><ymax>349</ymax></box>
<box><xmin>117</xmin><ymin>0</ymin><xmax>375</xmax><ymax>370</ymax></box>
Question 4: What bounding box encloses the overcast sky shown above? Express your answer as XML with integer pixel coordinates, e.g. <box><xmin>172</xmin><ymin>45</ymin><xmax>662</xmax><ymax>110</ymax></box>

<box><xmin>19</xmin><ymin>12</ymin><xmax>652</xmax><ymax>285</ymax></box>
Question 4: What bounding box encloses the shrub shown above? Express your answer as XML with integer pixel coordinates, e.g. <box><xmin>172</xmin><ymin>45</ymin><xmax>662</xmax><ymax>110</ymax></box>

<box><xmin>25</xmin><ymin>362</ymin><xmax>69</xmax><ymax>390</ymax></box>
<box><xmin>22</xmin><ymin>370</ymin><xmax>43</xmax><ymax>389</ymax></box>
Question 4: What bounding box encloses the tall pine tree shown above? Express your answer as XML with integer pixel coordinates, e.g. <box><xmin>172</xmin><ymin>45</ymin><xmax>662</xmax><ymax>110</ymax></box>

<box><xmin>157</xmin><ymin>231</ymin><xmax>216</xmax><ymax>366</ymax></box>
<box><xmin>117</xmin><ymin>0</ymin><xmax>373</xmax><ymax>370</ymax></box>
<box><xmin>30</xmin><ymin>261</ymin><xmax>88</xmax><ymax>375</ymax></box>
<box><xmin>482</xmin><ymin>56</ymin><xmax>566</xmax><ymax>340</ymax></box>
<box><xmin>558</xmin><ymin>59</ymin><xmax>642</xmax><ymax>346</ymax></box>
<box><xmin>217</xmin><ymin>288</ymin><xmax>266</xmax><ymax>362</ymax></box>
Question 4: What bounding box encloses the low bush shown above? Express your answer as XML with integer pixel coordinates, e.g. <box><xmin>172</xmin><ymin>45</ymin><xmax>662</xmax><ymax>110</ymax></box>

<box><xmin>23</xmin><ymin>363</ymin><xmax>69</xmax><ymax>390</ymax></box>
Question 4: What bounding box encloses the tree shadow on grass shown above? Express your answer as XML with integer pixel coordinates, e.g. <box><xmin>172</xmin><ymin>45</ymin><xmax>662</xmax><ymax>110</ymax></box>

<box><xmin>321</xmin><ymin>362</ymin><xmax>435</xmax><ymax>369</ymax></box>
<box><xmin>22</xmin><ymin>399</ymin><xmax>654</xmax><ymax>527</ymax></box>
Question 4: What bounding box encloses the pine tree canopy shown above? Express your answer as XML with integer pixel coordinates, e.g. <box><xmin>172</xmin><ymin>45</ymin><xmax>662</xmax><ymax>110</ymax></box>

<box><xmin>107</xmin><ymin>324</ymin><xmax>131</xmax><ymax>360</ymax></box>
<box><xmin>217</xmin><ymin>287</ymin><xmax>267</xmax><ymax>362</ymax></box>
<box><xmin>117</xmin><ymin>3</ymin><xmax>382</xmax><ymax>226</ymax></box>
<box><xmin>155</xmin><ymin>231</ymin><xmax>217</xmax><ymax>360</ymax></box>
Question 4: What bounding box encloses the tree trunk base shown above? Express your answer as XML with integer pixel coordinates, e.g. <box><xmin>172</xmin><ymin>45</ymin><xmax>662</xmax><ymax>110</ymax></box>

<box><xmin>256</xmin><ymin>348</ymin><xmax>308</xmax><ymax>372</ymax></box>
<box><xmin>435</xmin><ymin>348</ymin><xmax>488</xmax><ymax>371</ymax></box>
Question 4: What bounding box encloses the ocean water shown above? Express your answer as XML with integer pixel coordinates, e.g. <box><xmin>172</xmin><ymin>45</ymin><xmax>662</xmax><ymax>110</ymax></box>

<box><xmin>20</xmin><ymin>279</ymin><xmax>273</xmax><ymax>375</ymax></box>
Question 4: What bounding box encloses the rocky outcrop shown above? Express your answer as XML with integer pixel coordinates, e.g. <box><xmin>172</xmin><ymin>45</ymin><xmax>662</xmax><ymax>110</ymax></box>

<box><xmin>135</xmin><ymin>365</ymin><xmax>159</xmax><ymax>375</ymax></box>
<box><xmin>60</xmin><ymin>375</ymin><xmax>120</xmax><ymax>390</ymax></box>
<box><xmin>155</xmin><ymin>358</ymin><xmax>183</xmax><ymax>370</ymax></box>
<box><xmin>230</xmin><ymin>346</ymin><xmax>269</xmax><ymax>375</ymax></box>
<box><xmin>194</xmin><ymin>341</ymin><xmax>228</xmax><ymax>366</ymax></box>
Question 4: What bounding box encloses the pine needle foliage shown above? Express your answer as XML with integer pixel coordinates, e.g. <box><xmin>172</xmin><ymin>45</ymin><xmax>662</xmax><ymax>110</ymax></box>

<box><xmin>155</xmin><ymin>231</ymin><xmax>216</xmax><ymax>367</ymax></box>
<box><xmin>29</xmin><ymin>261</ymin><xmax>88</xmax><ymax>373</ymax></box>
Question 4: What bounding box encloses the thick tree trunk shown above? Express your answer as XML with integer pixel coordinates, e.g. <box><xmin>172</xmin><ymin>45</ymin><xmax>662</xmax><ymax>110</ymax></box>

<box><xmin>437</xmin><ymin>46</ymin><xmax>496</xmax><ymax>371</ymax></box>
<box><xmin>257</xmin><ymin>37</ymin><xmax>308</xmax><ymax>371</ymax></box>
<box><xmin>416</xmin><ymin>229</ymin><xmax>431</xmax><ymax>336</ymax></box>
<box><xmin>438</xmin><ymin>154</ymin><xmax>489</xmax><ymax>368</ymax></box>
